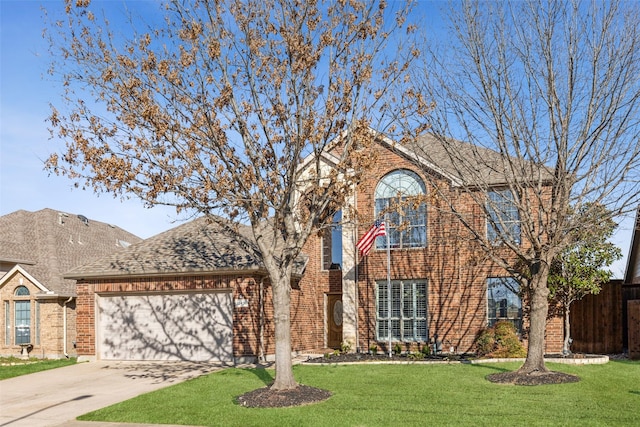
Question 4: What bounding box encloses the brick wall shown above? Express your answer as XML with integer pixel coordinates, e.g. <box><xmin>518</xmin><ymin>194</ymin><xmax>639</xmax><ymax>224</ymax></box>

<box><xmin>0</xmin><ymin>270</ymin><xmax>76</xmax><ymax>359</ymax></box>
<box><xmin>298</xmin><ymin>141</ymin><xmax>564</xmax><ymax>355</ymax></box>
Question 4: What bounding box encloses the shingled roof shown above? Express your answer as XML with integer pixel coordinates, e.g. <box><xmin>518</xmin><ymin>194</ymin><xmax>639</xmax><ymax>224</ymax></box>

<box><xmin>378</xmin><ymin>132</ymin><xmax>554</xmax><ymax>187</ymax></box>
<box><xmin>0</xmin><ymin>208</ymin><xmax>142</xmax><ymax>296</ymax></box>
<box><xmin>65</xmin><ymin>216</ymin><xmax>308</xmax><ymax>280</ymax></box>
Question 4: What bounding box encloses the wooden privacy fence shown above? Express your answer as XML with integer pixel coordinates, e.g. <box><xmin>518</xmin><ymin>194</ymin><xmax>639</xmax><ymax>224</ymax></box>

<box><xmin>570</xmin><ymin>282</ymin><xmax>623</xmax><ymax>354</ymax></box>
<box><xmin>629</xmin><ymin>300</ymin><xmax>640</xmax><ymax>360</ymax></box>
<box><xmin>570</xmin><ymin>282</ymin><xmax>640</xmax><ymax>355</ymax></box>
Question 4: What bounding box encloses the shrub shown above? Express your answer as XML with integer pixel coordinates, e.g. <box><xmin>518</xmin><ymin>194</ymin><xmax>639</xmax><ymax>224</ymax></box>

<box><xmin>475</xmin><ymin>329</ymin><xmax>496</xmax><ymax>357</ymax></box>
<box><xmin>407</xmin><ymin>351</ymin><xmax>424</xmax><ymax>360</ymax></box>
<box><xmin>420</xmin><ymin>344</ymin><xmax>432</xmax><ymax>357</ymax></box>
<box><xmin>393</xmin><ymin>342</ymin><xmax>403</xmax><ymax>355</ymax></box>
<box><xmin>474</xmin><ymin>321</ymin><xmax>526</xmax><ymax>358</ymax></box>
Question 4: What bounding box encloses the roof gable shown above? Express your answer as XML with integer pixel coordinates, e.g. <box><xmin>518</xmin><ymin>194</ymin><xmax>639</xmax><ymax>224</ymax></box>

<box><xmin>0</xmin><ymin>209</ymin><xmax>142</xmax><ymax>295</ymax></box>
<box><xmin>0</xmin><ymin>265</ymin><xmax>52</xmax><ymax>294</ymax></box>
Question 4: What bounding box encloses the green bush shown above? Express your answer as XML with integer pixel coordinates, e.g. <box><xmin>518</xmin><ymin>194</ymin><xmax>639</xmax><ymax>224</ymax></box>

<box><xmin>420</xmin><ymin>343</ymin><xmax>432</xmax><ymax>357</ymax></box>
<box><xmin>475</xmin><ymin>329</ymin><xmax>496</xmax><ymax>357</ymax></box>
<box><xmin>474</xmin><ymin>321</ymin><xmax>526</xmax><ymax>358</ymax></box>
<box><xmin>393</xmin><ymin>342</ymin><xmax>403</xmax><ymax>355</ymax></box>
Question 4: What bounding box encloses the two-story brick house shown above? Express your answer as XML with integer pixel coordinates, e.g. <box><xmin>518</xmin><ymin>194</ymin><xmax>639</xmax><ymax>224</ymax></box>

<box><xmin>67</xmin><ymin>133</ymin><xmax>563</xmax><ymax>363</ymax></box>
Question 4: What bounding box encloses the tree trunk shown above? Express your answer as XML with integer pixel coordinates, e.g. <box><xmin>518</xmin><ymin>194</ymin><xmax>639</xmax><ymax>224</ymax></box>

<box><xmin>270</xmin><ymin>276</ymin><xmax>298</xmax><ymax>390</ymax></box>
<box><xmin>518</xmin><ymin>264</ymin><xmax>550</xmax><ymax>374</ymax></box>
<box><xmin>563</xmin><ymin>304</ymin><xmax>571</xmax><ymax>355</ymax></box>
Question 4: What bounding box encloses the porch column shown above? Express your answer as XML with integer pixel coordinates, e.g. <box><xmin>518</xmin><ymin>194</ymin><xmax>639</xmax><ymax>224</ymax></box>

<box><xmin>341</xmin><ymin>190</ymin><xmax>358</xmax><ymax>352</ymax></box>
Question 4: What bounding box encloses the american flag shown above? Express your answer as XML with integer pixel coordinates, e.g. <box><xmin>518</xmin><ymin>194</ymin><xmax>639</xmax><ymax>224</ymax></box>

<box><xmin>356</xmin><ymin>220</ymin><xmax>386</xmax><ymax>257</ymax></box>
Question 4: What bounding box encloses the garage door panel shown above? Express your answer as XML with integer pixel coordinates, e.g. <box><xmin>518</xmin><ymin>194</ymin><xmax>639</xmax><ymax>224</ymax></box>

<box><xmin>98</xmin><ymin>292</ymin><xmax>233</xmax><ymax>362</ymax></box>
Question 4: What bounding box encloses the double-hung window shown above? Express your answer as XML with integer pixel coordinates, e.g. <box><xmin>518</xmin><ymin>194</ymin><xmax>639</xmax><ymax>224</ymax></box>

<box><xmin>487</xmin><ymin>189</ymin><xmax>521</xmax><ymax>244</ymax></box>
<box><xmin>374</xmin><ymin>170</ymin><xmax>427</xmax><ymax>250</ymax></box>
<box><xmin>487</xmin><ymin>277</ymin><xmax>522</xmax><ymax>333</ymax></box>
<box><xmin>377</xmin><ymin>280</ymin><xmax>428</xmax><ymax>342</ymax></box>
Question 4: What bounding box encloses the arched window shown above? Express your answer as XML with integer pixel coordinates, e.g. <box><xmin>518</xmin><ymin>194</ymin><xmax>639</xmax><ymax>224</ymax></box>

<box><xmin>15</xmin><ymin>286</ymin><xmax>30</xmax><ymax>296</ymax></box>
<box><xmin>374</xmin><ymin>170</ymin><xmax>427</xmax><ymax>249</ymax></box>
<box><xmin>14</xmin><ymin>286</ymin><xmax>31</xmax><ymax>345</ymax></box>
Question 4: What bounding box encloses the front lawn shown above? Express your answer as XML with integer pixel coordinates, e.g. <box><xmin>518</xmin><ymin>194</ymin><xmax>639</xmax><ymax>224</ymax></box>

<box><xmin>0</xmin><ymin>357</ymin><xmax>76</xmax><ymax>380</ymax></box>
<box><xmin>79</xmin><ymin>360</ymin><xmax>640</xmax><ymax>426</ymax></box>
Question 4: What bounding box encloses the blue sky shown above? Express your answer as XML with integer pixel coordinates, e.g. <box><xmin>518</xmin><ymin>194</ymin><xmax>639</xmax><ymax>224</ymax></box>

<box><xmin>0</xmin><ymin>0</ymin><xmax>179</xmax><ymax>239</ymax></box>
<box><xmin>0</xmin><ymin>0</ymin><xmax>634</xmax><ymax>278</ymax></box>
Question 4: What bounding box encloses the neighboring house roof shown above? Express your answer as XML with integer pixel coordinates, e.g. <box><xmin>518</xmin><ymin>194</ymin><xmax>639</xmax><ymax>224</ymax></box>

<box><xmin>0</xmin><ymin>208</ymin><xmax>142</xmax><ymax>296</ymax></box>
<box><xmin>624</xmin><ymin>205</ymin><xmax>640</xmax><ymax>284</ymax></box>
<box><xmin>65</xmin><ymin>216</ymin><xmax>308</xmax><ymax>280</ymax></box>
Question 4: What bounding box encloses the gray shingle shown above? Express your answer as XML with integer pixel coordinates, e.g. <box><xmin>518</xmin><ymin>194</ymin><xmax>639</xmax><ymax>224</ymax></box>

<box><xmin>65</xmin><ymin>216</ymin><xmax>307</xmax><ymax>279</ymax></box>
<box><xmin>0</xmin><ymin>209</ymin><xmax>142</xmax><ymax>295</ymax></box>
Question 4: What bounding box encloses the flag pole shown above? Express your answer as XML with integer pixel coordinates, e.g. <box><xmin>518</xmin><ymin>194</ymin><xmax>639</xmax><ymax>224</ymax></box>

<box><xmin>385</xmin><ymin>213</ymin><xmax>392</xmax><ymax>358</ymax></box>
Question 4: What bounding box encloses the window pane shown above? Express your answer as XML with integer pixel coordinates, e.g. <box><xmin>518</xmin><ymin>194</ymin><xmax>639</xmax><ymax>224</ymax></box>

<box><xmin>331</xmin><ymin>211</ymin><xmax>342</xmax><ymax>267</ymax></box>
<box><xmin>390</xmin><ymin>319</ymin><xmax>401</xmax><ymax>340</ymax></box>
<box><xmin>487</xmin><ymin>190</ymin><xmax>521</xmax><ymax>244</ymax></box>
<box><xmin>378</xmin><ymin>321</ymin><xmax>389</xmax><ymax>340</ymax></box>
<box><xmin>378</xmin><ymin>285</ymin><xmax>388</xmax><ymax>318</ymax></box>
<box><xmin>487</xmin><ymin>277</ymin><xmax>522</xmax><ymax>333</ymax></box>
<box><xmin>374</xmin><ymin>170</ymin><xmax>427</xmax><ymax>250</ymax></box>
<box><xmin>416</xmin><ymin>283</ymin><xmax>427</xmax><ymax>317</ymax></box>
<box><xmin>391</xmin><ymin>283</ymin><xmax>401</xmax><ymax>317</ymax></box>
<box><xmin>377</xmin><ymin>280</ymin><xmax>428</xmax><ymax>342</ymax></box>
<box><xmin>403</xmin><ymin>319</ymin><xmax>414</xmax><ymax>340</ymax></box>
<box><xmin>15</xmin><ymin>300</ymin><xmax>30</xmax><ymax>345</ymax></box>
<box><xmin>402</xmin><ymin>285</ymin><xmax>414</xmax><ymax>317</ymax></box>
<box><xmin>15</xmin><ymin>286</ymin><xmax>29</xmax><ymax>296</ymax></box>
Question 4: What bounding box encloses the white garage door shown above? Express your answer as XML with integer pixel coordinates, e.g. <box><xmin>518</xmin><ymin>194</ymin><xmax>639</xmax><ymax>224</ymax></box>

<box><xmin>97</xmin><ymin>291</ymin><xmax>233</xmax><ymax>362</ymax></box>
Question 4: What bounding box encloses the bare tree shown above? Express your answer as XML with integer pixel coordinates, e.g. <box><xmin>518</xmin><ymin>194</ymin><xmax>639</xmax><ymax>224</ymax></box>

<box><xmin>407</xmin><ymin>0</ymin><xmax>640</xmax><ymax>377</ymax></box>
<box><xmin>45</xmin><ymin>0</ymin><xmax>416</xmax><ymax>390</ymax></box>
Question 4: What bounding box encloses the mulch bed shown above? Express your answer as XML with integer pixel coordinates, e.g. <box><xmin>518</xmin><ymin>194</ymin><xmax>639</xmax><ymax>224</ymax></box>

<box><xmin>487</xmin><ymin>370</ymin><xmax>580</xmax><ymax>385</ymax></box>
<box><xmin>304</xmin><ymin>352</ymin><xmax>471</xmax><ymax>363</ymax></box>
<box><xmin>237</xmin><ymin>384</ymin><xmax>332</xmax><ymax>408</ymax></box>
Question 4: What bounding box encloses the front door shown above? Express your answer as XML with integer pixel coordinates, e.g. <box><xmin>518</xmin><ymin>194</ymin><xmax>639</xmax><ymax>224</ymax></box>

<box><xmin>327</xmin><ymin>293</ymin><xmax>343</xmax><ymax>349</ymax></box>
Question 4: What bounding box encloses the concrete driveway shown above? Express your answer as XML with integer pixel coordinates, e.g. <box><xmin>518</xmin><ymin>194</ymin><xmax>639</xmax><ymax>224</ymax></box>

<box><xmin>0</xmin><ymin>360</ymin><xmax>225</xmax><ymax>427</ymax></box>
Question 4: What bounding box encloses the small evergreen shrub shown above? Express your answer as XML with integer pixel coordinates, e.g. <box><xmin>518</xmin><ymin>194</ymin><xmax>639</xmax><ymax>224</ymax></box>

<box><xmin>474</xmin><ymin>321</ymin><xmax>526</xmax><ymax>358</ymax></box>
<box><xmin>420</xmin><ymin>344</ymin><xmax>432</xmax><ymax>357</ymax></box>
<box><xmin>393</xmin><ymin>342</ymin><xmax>403</xmax><ymax>355</ymax></box>
<box><xmin>475</xmin><ymin>329</ymin><xmax>496</xmax><ymax>357</ymax></box>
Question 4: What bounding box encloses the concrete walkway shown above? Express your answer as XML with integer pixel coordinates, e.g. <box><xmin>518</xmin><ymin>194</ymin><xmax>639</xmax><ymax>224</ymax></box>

<box><xmin>0</xmin><ymin>360</ymin><xmax>225</xmax><ymax>427</ymax></box>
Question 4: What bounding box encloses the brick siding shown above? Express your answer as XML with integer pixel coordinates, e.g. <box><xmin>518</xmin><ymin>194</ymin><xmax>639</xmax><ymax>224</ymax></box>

<box><xmin>0</xmin><ymin>271</ymin><xmax>77</xmax><ymax>359</ymax></box>
<box><xmin>73</xmin><ymin>141</ymin><xmax>563</xmax><ymax>360</ymax></box>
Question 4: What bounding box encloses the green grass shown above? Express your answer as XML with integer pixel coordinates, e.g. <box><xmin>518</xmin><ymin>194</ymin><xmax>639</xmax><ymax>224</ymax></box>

<box><xmin>0</xmin><ymin>357</ymin><xmax>76</xmax><ymax>380</ymax></box>
<box><xmin>78</xmin><ymin>360</ymin><xmax>640</xmax><ymax>426</ymax></box>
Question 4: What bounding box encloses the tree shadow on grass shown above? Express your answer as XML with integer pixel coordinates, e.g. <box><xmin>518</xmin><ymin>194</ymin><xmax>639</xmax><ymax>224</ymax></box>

<box><xmin>241</xmin><ymin>367</ymin><xmax>274</xmax><ymax>386</ymax></box>
<box><xmin>467</xmin><ymin>362</ymin><xmax>515</xmax><ymax>374</ymax></box>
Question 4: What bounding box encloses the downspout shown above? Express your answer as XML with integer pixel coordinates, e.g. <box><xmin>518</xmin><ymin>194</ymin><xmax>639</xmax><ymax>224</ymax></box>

<box><xmin>259</xmin><ymin>277</ymin><xmax>265</xmax><ymax>362</ymax></box>
<box><xmin>63</xmin><ymin>296</ymin><xmax>73</xmax><ymax>358</ymax></box>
